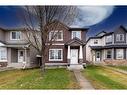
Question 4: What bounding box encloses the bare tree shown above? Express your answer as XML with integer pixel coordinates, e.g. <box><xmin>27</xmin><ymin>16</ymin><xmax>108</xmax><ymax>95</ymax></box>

<box><xmin>20</xmin><ymin>6</ymin><xmax>78</xmax><ymax>73</ymax></box>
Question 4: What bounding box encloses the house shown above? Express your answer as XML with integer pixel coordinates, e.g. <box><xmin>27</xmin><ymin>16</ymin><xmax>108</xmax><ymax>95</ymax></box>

<box><xmin>0</xmin><ymin>28</ymin><xmax>39</xmax><ymax>68</ymax></box>
<box><xmin>0</xmin><ymin>21</ymin><xmax>89</xmax><ymax>69</ymax></box>
<box><xmin>86</xmin><ymin>25</ymin><xmax>127</xmax><ymax>65</ymax></box>
<box><xmin>45</xmin><ymin>22</ymin><xmax>89</xmax><ymax>69</ymax></box>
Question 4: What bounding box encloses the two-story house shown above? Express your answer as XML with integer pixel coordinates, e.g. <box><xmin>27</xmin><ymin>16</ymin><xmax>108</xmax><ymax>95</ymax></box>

<box><xmin>45</xmin><ymin>21</ymin><xmax>89</xmax><ymax>69</ymax></box>
<box><xmin>86</xmin><ymin>25</ymin><xmax>127</xmax><ymax>65</ymax></box>
<box><xmin>0</xmin><ymin>28</ymin><xmax>39</xmax><ymax>68</ymax></box>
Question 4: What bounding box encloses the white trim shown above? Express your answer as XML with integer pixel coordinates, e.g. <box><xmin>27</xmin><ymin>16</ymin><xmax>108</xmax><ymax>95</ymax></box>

<box><xmin>10</xmin><ymin>31</ymin><xmax>21</xmax><ymax>40</ymax></box>
<box><xmin>49</xmin><ymin>49</ymin><xmax>63</xmax><ymax>61</ymax></box>
<box><xmin>46</xmin><ymin>43</ymin><xmax>64</xmax><ymax>45</ymax></box>
<box><xmin>116</xmin><ymin>49</ymin><xmax>124</xmax><ymax>59</ymax></box>
<box><xmin>49</xmin><ymin>30</ymin><xmax>63</xmax><ymax>41</ymax></box>
<box><xmin>71</xmin><ymin>31</ymin><xmax>81</xmax><ymax>39</ymax></box>
<box><xmin>67</xmin><ymin>46</ymin><xmax>70</xmax><ymax>59</ymax></box>
<box><xmin>79</xmin><ymin>45</ymin><xmax>83</xmax><ymax>59</ymax></box>
<box><xmin>18</xmin><ymin>50</ymin><xmax>25</xmax><ymax>63</ymax></box>
<box><xmin>116</xmin><ymin>34</ymin><xmax>124</xmax><ymax>41</ymax></box>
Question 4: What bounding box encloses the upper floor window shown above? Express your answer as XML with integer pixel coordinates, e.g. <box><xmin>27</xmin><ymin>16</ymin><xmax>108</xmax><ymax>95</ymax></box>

<box><xmin>49</xmin><ymin>30</ymin><xmax>63</xmax><ymax>41</ymax></box>
<box><xmin>116</xmin><ymin>34</ymin><xmax>124</xmax><ymax>41</ymax></box>
<box><xmin>11</xmin><ymin>31</ymin><xmax>21</xmax><ymax>40</ymax></box>
<box><xmin>106</xmin><ymin>35</ymin><xmax>112</xmax><ymax>43</ymax></box>
<box><xmin>94</xmin><ymin>40</ymin><xmax>98</xmax><ymax>44</ymax></box>
<box><xmin>72</xmin><ymin>31</ymin><xmax>81</xmax><ymax>39</ymax></box>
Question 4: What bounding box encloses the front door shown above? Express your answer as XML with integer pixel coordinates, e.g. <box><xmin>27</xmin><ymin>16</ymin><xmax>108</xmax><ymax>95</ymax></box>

<box><xmin>70</xmin><ymin>49</ymin><xmax>78</xmax><ymax>64</ymax></box>
<box><xmin>96</xmin><ymin>51</ymin><xmax>101</xmax><ymax>61</ymax></box>
<box><xmin>18</xmin><ymin>50</ymin><xmax>24</xmax><ymax>63</ymax></box>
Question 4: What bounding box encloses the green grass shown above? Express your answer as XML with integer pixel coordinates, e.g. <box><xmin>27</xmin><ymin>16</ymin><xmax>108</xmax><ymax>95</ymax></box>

<box><xmin>83</xmin><ymin>65</ymin><xmax>127</xmax><ymax>89</ymax></box>
<box><xmin>109</xmin><ymin>65</ymin><xmax>127</xmax><ymax>71</ymax></box>
<box><xmin>0</xmin><ymin>68</ymin><xmax>80</xmax><ymax>89</ymax></box>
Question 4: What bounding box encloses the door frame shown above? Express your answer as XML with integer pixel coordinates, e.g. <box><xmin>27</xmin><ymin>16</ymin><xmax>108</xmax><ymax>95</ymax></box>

<box><xmin>18</xmin><ymin>50</ymin><xmax>24</xmax><ymax>63</ymax></box>
<box><xmin>70</xmin><ymin>49</ymin><xmax>78</xmax><ymax>64</ymax></box>
<box><xmin>95</xmin><ymin>51</ymin><xmax>101</xmax><ymax>62</ymax></box>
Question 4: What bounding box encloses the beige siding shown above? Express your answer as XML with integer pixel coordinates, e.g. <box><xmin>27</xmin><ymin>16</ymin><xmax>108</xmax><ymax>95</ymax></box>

<box><xmin>0</xmin><ymin>29</ymin><xmax>5</xmax><ymax>42</ymax></box>
<box><xmin>5</xmin><ymin>31</ymin><xmax>28</xmax><ymax>44</ymax></box>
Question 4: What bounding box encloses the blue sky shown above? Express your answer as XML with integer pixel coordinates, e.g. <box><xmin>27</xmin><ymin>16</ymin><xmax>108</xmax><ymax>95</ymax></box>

<box><xmin>0</xmin><ymin>6</ymin><xmax>127</xmax><ymax>37</ymax></box>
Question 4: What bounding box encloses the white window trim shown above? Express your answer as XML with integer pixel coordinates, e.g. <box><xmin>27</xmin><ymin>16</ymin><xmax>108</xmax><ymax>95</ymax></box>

<box><xmin>49</xmin><ymin>49</ymin><xmax>63</xmax><ymax>61</ymax></box>
<box><xmin>94</xmin><ymin>39</ymin><xmax>98</xmax><ymax>44</ymax></box>
<box><xmin>0</xmin><ymin>47</ymin><xmax>7</xmax><ymax>62</ymax></box>
<box><xmin>106</xmin><ymin>49</ymin><xmax>112</xmax><ymax>59</ymax></box>
<box><xmin>116</xmin><ymin>49</ymin><xmax>124</xmax><ymax>59</ymax></box>
<box><xmin>10</xmin><ymin>31</ymin><xmax>21</xmax><ymax>40</ymax></box>
<box><xmin>49</xmin><ymin>30</ymin><xmax>63</xmax><ymax>41</ymax></box>
<box><xmin>71</xmin><ymin>31</ymin><xmax>81</xmax><ymax>39</ymax></box>
<box><xmin>116</xmin><ymin>34</ymin><xmax>124</xmax><ymax>41</ymax></box>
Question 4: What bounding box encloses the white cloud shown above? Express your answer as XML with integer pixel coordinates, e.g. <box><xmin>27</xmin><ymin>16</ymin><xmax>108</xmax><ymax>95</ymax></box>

<box><xmin>71</xmin><ymin>6</ymin><xmax>114</xmax><ymax>27</ymax></box>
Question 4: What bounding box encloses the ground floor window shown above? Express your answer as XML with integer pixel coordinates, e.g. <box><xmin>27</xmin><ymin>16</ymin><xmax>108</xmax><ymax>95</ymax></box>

<box><xmin>116</xmin><ymin>49</ymin><xmax>124</xmax><ymax>59</ymax></box>
<box><xmin>0</xmin><ymin>47</ymin><xmax>7</xmax><ymax>61</ymax></box>
<box><xmin>49</xmin><ymin>49</ymin><xmax>63</xmax><ymax>61</ymax></box>
<box><xmin>106</xmin><ymin>49</ymin><xmax>112</xmax><ymax>59</ymax></box>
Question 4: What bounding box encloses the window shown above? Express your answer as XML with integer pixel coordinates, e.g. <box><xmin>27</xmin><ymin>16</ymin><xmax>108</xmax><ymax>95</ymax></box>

<box><xmin>106</xmin><ymin>49</ymin><xmax>112</xmax><ymax>59</ymax></box>
<box><xmin>0</xmin><ymin>47</ymin><xmax>7</xmax><ymax>61</ymax></box>
<box><xmin>116</xmin><ymin>34</ymin><xmax>124</xmax><ymax>41</ymax></box>
<box><xmin>72</xmin><ymin>31</ymin><xmax>81</xmax><ymax>39</ymax></box>
<box><xmin>11</xmin><ymin>31</ymin><xmax>21</xmax><ymax>40</ymax></box>
<box><xmin>49</xmin><ymin>49</ymin><xmax>63</xmax><ymax>61</ymax></box>
<box><xmin>106</xmin><ymin>35</ymin><xmax>112</xmax><ymax>43</ymax></box>
<box><xmin>94</xmin><ymin>40</ymin><xmax>98</xmax><ymax>44</ymax></box>
<box><xmin>49</xmin><ymin>30</ymin><xmax>63</xmax><ymax>41</ymax></box>
<box><xmin>116</xmin><ymin>49</ymin><xmax>124</xmax><ymax>59</ymax></box>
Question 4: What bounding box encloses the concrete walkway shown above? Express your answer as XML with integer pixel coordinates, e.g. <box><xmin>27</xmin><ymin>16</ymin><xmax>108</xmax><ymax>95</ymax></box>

<box><xmin>73</xmin><ymin>70</ymin><xmax>94</xmax><ymax>90</ymax></box>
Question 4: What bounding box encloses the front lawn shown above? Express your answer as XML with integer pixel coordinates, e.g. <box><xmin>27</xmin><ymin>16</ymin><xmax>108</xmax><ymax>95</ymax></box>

<box><xmin>0</xmin><ymin>68</ymin><xmax>80</xmax><ymax>89</ymax></box>
<box><xmin>83</xmin><ymin>65</ymin><xmax>127</xmax><ymax>89</ymax></box>
<box><xmin>108</xmin><ymin>65</ymin><xmax>127</xmax><ymax>71</ymax></box>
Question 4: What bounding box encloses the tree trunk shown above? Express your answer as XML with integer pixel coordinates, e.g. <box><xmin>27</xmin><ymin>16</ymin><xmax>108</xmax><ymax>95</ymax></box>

<box><xmin>40</xmin><ymin>55</ymin><xmax>45</xmax><ymax>75</ymax></box>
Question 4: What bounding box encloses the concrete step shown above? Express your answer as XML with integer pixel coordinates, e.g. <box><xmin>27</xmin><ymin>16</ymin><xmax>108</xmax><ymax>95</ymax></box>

<box><xmin>67</xmin><ymin>64</ymin><xmax>84</xmax><ymax>70</ymax></box>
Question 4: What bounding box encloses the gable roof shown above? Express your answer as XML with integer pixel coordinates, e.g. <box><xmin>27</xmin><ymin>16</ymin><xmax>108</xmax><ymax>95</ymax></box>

<box><xmin>65</xmin><ymin>37</ymin><xmax>85</xmax><ymax>46</ymax></box>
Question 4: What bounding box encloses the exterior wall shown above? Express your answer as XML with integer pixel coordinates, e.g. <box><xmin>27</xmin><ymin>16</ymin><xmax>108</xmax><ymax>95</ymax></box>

<box><xmin>86</xmin><ymin>40</ymin><xmax>92</xmax><ymax>62</ymax></box>
<box><xmin>5</xmin><ymin>31</ymin><xmax>28</xmax><ymax>44</ymax></box>
<box><xmin>45</xmin><ymin>45</ymin><xmax>67</xmax><ymax>63</ymax></box>
<box><xmin>0</xmin><ymin>29</ymin><xmax>5</xmax><ymax>42</ymax></box>
<box><xmin>114</xmin><ymin>28</ymin><xmax>126</xmax><ymax>44</ymax></box>
<box><xmin>11</xmin><ymin>48</ymin><xmax>18</xmax><ymax>63</ymax></box>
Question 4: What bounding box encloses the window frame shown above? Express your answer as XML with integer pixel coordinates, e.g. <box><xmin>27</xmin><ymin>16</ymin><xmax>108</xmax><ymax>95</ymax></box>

<box><xmin>116</xmin><ymin>49</ymin><xmax>124</xmax><ymax>59</ymax></box>
<box><xmin>49</xmin><ymin>49</ymin><xmax>63</xmax><ymax>61</ymax></box>
<box><xmin>10</xmin><ymin>31</ymin><xmax>21</xmax><ymax>40</ymax></box>
<box><xmin>0</xmin><ymin>47</ymin><xmax>7</xmax><ymax>62</ymax></box>
<box><xmin>94</xmin><ymin>39</ymin><xmax>98</xmax><ymax>44</ymax></box>
<box><xmin>106</xmin><ymin>35</ymin><xmax>112</xmax><ymax>43</ymax></box>
<box><xmin>106</xmin><ymin>49</ymin><xmax>112</xmax><ymax>59</ymax></box>
<box><xmin>71</xmin><ymin>31</ymin><xmax>81</xmax><ymax>39</ymax></box>
<box><xmin>49</xmin><ymin>30</ymin><xmax>63</xmax><ymax>41</ymax></box>
<box><xmin>116</xmin><ymin>34</ymin><xmax>124</xmax><ymax>41</ymax></box>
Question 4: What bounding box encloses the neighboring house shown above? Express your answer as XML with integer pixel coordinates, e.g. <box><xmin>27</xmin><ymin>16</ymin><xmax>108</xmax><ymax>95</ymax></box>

<box><xmin>45</xmin><ymin>22</ymin><xmax>89</xmax><ymax>69</ymax></box>
<box><xmin>0</xmin><ymin>28</ymin><xmax>39</xmax><ymax>68</ymax></box>
<box><xmin>86</xmin><ymin>25</ymin><xmax>127</xmax><ymax>65</ymax></box>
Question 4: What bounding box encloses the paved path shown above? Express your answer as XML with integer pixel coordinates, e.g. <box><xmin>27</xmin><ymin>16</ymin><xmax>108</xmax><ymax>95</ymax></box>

<box><xmin>73</xmin><ymin>70</ymin><xmax>94</xmax><ymax>90</ymax></box>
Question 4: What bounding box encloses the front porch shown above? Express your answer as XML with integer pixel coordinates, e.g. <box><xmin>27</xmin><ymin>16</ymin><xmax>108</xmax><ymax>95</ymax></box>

<box><xmin>65</xmin><ymin>38</ymin><xmax>86</xmax><ymax>70</ymax></box>
<box><xmin>7</xmin><ymin>44</ymin><xmax>30</xmax><ymax>68</ymax></box>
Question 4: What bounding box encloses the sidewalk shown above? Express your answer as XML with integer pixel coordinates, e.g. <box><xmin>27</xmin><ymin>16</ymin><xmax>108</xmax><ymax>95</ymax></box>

<box><xmin>73</xmin><ymin>70</ymin><xmax>94</xmax><ymax>90</ymax></box>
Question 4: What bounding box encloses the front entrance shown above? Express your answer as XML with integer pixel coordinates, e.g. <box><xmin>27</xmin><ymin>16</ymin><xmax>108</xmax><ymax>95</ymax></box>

<box><xmin>96</xmin><ymin>51</ymin><xmax>101</xmax><ymax>61</ymax></box>
<box><xmin>70</xmin><ymin>49</ymin><xmax>78</xmax><ymax>64</ymax></box>
<box><xmin>18</xmin><ymin>50</ymin><xmax>24</xmax><ymax>63</ymax></box>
